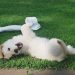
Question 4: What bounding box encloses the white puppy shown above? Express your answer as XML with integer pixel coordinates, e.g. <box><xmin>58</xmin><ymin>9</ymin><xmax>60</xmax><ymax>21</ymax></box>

<box><xmin>20</xmin><ymin>24</ymin><xmax>75</xmax><ymax>62</ymax></box>
<box><xmin>1</xmin><ymin>24</ymin><xmax>75</xmax><ymax>62</ymax></box>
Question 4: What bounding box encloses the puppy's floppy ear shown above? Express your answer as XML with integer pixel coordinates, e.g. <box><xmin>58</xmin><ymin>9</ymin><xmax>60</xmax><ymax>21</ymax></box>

<box><xmin>0</xmin><ymin>45</ymin><xmax>4</xmax><ymax>58</ymax></box>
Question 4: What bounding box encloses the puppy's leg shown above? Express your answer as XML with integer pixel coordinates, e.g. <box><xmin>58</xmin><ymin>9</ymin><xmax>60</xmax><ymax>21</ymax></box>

<box><xmin>57</xmin><ymin>39</ymin><xmax>68</xmax><ymax>55</ymax></box>
<box><xmin>21</xmin><ymin>24</ymin><xmax>36</xmax><ymax>38</ymax></box>
<box><xmin>67</xmin><ymin>45</ymin><xmax>75</xmax><ymax>55</ymax></box>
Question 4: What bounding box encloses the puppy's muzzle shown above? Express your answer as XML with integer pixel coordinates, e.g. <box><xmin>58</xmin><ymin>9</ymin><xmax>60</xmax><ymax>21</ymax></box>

<box><xmin>15</xmin><ymin>42</ymin><xmax>23</xmax><ymax>49</ymax></box>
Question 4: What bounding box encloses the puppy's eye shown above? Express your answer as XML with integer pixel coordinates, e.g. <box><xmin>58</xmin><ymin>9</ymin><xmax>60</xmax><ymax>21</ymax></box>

<box><xmin>8</xmin><ymin>48</ymin><xmax>10</xmax><ymax>51</ymax></box>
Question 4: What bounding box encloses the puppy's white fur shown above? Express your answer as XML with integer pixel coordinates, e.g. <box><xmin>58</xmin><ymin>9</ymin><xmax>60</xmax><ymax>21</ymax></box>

<box><xmin>1</xmin><ymin>38</ymin><xmax>23</xmax><ymax>59</ymax></box>
<box><xmin>1</xmin><ymin>24</ymin><xmax>75</xmax><ymax>61</ymax></box>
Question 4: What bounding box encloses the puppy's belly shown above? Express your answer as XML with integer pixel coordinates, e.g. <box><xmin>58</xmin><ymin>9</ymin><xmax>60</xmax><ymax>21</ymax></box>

<box><xmin>28</xmin><ymin>38</ymin><xmax>65</xmax><ymax>61</ymax></box>
<box><xmin>28</xmin><ymin>38</ymin><xmax>52</xmax><ymax>60</ymax></box>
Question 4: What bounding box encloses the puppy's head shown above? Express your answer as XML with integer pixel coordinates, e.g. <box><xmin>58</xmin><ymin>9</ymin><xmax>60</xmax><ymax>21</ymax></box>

<box><xmin>2</xmin><ymin>39</ymin><xmax>23</xmax><ymax>59</ymax></box>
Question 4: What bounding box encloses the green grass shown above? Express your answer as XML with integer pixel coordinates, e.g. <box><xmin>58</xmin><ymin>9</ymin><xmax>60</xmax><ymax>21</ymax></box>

<box><xmin>0</xmin><ymin>0</ymin><xmax>75</xmax><ymax>70</ymax></box>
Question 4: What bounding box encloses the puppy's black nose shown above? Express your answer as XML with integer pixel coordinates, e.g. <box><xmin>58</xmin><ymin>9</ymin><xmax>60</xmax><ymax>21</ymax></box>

<box><xmin>15</xmin><ymin>42</ymin><xmax>23</xmax><ymax>49</ymax></box>
<box><xmin>14</xmin><ymin>49</ymin><xmax>18</xmax><ymax>53</ymax></box>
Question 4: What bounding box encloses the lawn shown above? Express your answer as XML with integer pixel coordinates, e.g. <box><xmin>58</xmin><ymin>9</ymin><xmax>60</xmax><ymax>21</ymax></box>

<box><xmin>0</xmin><ymin>0</ymin><xmax>75</xmax><ymax>70</ymax></box>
